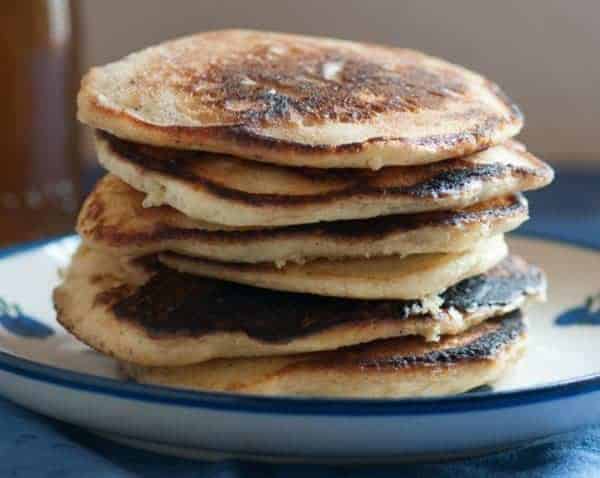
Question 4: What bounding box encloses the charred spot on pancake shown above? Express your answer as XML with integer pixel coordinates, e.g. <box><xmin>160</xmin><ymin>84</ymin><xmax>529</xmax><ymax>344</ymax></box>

<box><xmin>442</xmin><ymin>255</ymin><xmax>544</xmax><ymax>311</ymax></box>
<box><xmin>99</xmin><ymin>131</ymin><xmax>542</xmax><ymax>207</ymax></box>
<box><xmin>110</xmin><ymin>256</ymin><xmax>543</xmax><ymax>343</ymax></box>
<box><xmin>355</xmin><ymin>311</ymin><xmax>525</xmax><ymax>370</ymax></box>
<box><xmin>112</xmin><ymin>269</ymin><xmax>420</xmax><ymax>342</ymax></box>
<box><xmin>403</xmin><ymin>160</ymin><xmax>508</xmax><ymax>198</ymax></box>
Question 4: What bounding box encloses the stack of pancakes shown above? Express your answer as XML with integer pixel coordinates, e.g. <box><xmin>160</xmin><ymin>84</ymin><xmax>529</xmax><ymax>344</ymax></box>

<box><xmin>54</xmin><ymin>30</ymin><xmax>553</xmax><ymax>397</ymax></box>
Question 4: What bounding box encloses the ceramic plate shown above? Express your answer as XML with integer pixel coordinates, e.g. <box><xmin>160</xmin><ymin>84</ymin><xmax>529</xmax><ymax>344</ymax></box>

<box><xmin>0</xmin><ymin>234</ymin><xmax>599</xmax><ymax>463</ymax></box>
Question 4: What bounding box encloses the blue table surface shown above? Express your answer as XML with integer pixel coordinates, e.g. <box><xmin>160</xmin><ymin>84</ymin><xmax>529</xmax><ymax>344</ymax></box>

<box><xmin>1</xmin><ymin>161</ymin><xmax>599</xmax><ymax>477</ymax></box>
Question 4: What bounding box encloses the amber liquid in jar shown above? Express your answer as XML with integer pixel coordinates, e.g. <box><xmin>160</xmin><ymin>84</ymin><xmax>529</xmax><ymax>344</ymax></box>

<box><xmin>0</xmin><ymin>1</ymin><xmax>80</xmax><ymax>246</ymax></box>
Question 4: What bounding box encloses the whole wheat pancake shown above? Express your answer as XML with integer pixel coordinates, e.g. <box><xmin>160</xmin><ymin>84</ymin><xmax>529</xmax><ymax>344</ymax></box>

<box><xmin>78</xmin><ymin>175</ymin><xmax>529</xmax><ymax>264</ymax></box>
<box><xmin>96</xmin><ymin>132</ymin><xmax>552</xmax><ymax>227</ymax></box>
<box><xmin>54</xmin><ymin>245</ymin><xmax>542</xmax><ymax>366</ymax></box>
<box><xmin>120</xmin><ymin>311</ymin><xmax>527</xmax><ymax>397</ymax></box>
<box><xmin>79</xmin><ymin>30</ymin><xmax>522</xmax><ymax>169</ymax></box>
<box><xmin>159</xmin><ymin>235</ymin><xmax>508</xmax><ymax>300</ymax></box>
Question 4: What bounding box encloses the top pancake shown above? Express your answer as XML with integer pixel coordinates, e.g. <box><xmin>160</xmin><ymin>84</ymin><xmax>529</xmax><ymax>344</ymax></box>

<box><xmin>78</xmin><ymin>29</ymin><xmax>522</xmax><ymax>169</ymax></box>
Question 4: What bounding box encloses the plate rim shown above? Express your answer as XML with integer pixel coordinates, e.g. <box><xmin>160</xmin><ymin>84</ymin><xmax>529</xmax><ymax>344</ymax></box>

<box><xmin>0</xmin><ymin>232</ymin><xmax>598</xmax><ymax>417</ymax></box>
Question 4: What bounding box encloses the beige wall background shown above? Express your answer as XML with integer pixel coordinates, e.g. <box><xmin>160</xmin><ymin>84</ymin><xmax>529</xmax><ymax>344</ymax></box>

<box><xmin>81</xmin><ymin>0</ymin><xmax>600</xmax><ymax>157</ymax></box>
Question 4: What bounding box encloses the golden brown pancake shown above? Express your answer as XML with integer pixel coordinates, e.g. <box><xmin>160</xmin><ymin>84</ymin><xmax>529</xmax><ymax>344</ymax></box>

<box><xmin>96</xmin><ymin>132</ymin><xmax>553</xmax><ymax>227</ymax></box>
<box><xmin>159</xmin><ymin>235</ymin><xmax>508</xmax><ymax>300</ymax></box>
<box><xmin>54</xmin><ymin>245</ymin><xmax>541</xmax><ymax>367</ymax></box>
<box><xmin>78</xmin><ymin>30</ymin><xmax>522</xmax><ymax>169</ymax></box>
<box><xmin>78</xmin><ymin>175</ymin><xmax>529</xmax><ymax>264</ymax></box>
<box><xmin>120</xmin><ymin>311</ymin><xmax>527</xmax><ymax>397</ymax></box>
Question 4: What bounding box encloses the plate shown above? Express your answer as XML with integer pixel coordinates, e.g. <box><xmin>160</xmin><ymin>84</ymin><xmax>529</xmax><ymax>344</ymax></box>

<box><xmin>0</xmin><ymin>234</ymin><xmax>599</xmax><ymax>463</ymax></box>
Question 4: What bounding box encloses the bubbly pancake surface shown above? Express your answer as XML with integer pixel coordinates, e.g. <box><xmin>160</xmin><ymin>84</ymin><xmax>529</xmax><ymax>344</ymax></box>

<box><xmin>159</xmin><ymin>235</ymin><xmax>508</xmax><ymax>299</ymax></box>
<box><xmin>53</xmin><ymin>244</ymin><xmax>542</xmax><ymax>366</ymax></box>
<box><xmin>96</xmin><ymin>132</ymin><xmax>552</xmax><ymax>226</ymax></box>
<box><xmin>78</xmin><ymin>175</ymin><xmax>529</xmax><ymax>264</ymax></box>
<box><xmin>78</xmin><ymin>30</ymin><xmax>523</xmax><ymax>169</ymax></box>
<box><xmin>121</xmin><ymin>311</ymin><xmax>528</xmax><ymax>397</ymax></box>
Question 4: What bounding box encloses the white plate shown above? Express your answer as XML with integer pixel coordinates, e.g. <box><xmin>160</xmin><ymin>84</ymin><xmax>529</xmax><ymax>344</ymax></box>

<box><xmin>0</xmin><ymin>234</ymin><xmax>599</xmax><ymax>463</ymax></box>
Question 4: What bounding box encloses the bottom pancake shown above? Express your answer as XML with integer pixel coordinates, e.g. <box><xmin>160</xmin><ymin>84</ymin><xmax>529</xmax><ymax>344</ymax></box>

<box><xmin>54</xmin><ymin>246</ymin><xmax>544</xmax><ymax>366</ymax></box>
<box><xmin>121</xmin><ymin>311</ymin><xmax>527</xmax><ymax>398</ymax></box>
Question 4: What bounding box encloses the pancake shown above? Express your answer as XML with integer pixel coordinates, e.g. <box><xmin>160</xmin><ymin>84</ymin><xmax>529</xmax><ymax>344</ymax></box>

<box><xmin>78</xmin><ymin>30</ymin><xmax>522</xmax><ymax>169</ymax></box>
<box><xmin>78</xmin><ymin>175</ymin><xmax>529</xmax><ymax>264</ymax></box>
<box><xmin>53</xmin><ymin>245</ymin><xmax>544</xmax><ymax>366</ymax></box>
<box><xmin>96</xmin><ymin>132</ymin><xmax>552</xmax><ymax>227</ymax></box>
<box><xmin>120</xmin><ymin>311</ymin><xmax>528</xmax><ymax>397</ymax></box>
<box><xmin>159</xmin><ymin>235</ymin><xmax>508</xmax><ymax>300</ymax></box>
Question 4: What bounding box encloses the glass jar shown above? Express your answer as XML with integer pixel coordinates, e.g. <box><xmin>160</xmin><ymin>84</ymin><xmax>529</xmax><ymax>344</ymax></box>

<box><xmin>0</xmin><ymin>1</ymin><xmax>80</xmax><ymax>246</ymax></box>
